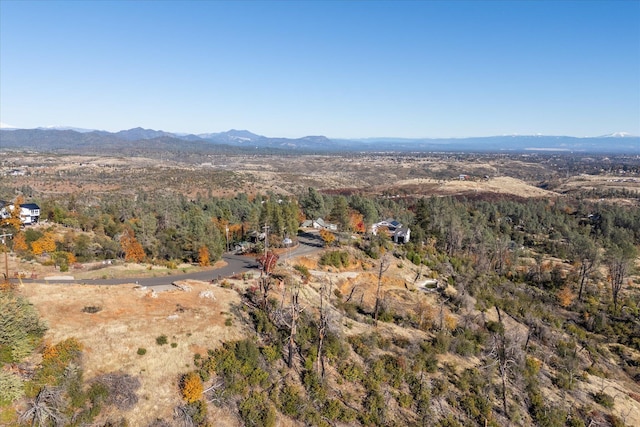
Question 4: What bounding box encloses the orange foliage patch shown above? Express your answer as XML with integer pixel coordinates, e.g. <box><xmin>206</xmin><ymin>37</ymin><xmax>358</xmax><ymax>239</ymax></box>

<box><xmin>198</xmin><ymin>245</ymin><xmax>210</xmax><ymax>267</ymax></box>
<box><xmin>180</xmin><ymin>371</ymin><xmax>204</xmax><ymax>403</ymax></box>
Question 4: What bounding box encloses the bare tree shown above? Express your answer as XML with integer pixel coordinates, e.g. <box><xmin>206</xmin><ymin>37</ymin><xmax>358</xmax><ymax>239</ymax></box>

<box><xmin>93</xmin><ymin>372</ymin><xmax>141</xmax><ymax>410</ymax></box>
<box><xmin>374</xmin><ymin>254</ymin><xmax>391</xmax><ymax>326</ymax></box>
<box><xmin>444</xmin><ymin>218</ymin><xmax>464</xmax><ymax>257</ymax></box>
<box><xmin>487</xmin><ymin>306</ymin><xmax>523</xmax><ymax>419</ymax></box>
<box><xmin>257</xmin><ymin>251</ymin><xmax>279</xmax><ymax>312</ymax></box>
<box><xmin>570</xmin><ymin>234</ymin><xmax>599</xmax><ymax>301</ymax></box>
<box><xmin>173</xmin><ymin>404</ymin><xmax>195</xmax><ymax>427</ymax></box>
<box><xmin>606</xmin><ymin>242</ymin><xmax>636</xmax><ymax>314</ymax></box>
<box><xmin>276</xmin><ymin>281</ymin><xmax>304</xmax><ymax>369</ymax></box>
<box><xmin>491</xmin><ymin>237</ymin><xmax>512</xmax><ymax>275</ymax></box>
<box><xmin>316</xmin><ymin>280</ymin><xmax>332</xmax><ymax>378</ymax></box>
<box><xmin>20</xmin><ymin>386</ymin><xmax>66</xmax><ymax>427</ymax></box>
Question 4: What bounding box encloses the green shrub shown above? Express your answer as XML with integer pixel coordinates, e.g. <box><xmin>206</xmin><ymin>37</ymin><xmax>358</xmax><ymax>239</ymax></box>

<box><xmin>566</xmin><ymin>415</ymin><xmax>586</xmax><ymax>427</ymax></box>
<box><xmin>248</xmin><ymin>367</ymin><xmax>269</xmax><ymax>387</ymax></box>
<box><xmin>0</xmin><ymin>371</ymin><xmax>24</xmax><ymax>404</ymax></box>
<box><xmin>239</xmin><ymin>390</ymin><xmax>276</xmax><ymax>427</ymax></box>
<box><xmin>250</xmin><ymin>310</ymin><xmax>278</xmax><ymax>339</ymax></box>
<box><xmin>433</xmin><ymin>331</ymin><xmax>451</xmax><ymax>354</ymax></box>
<box><xmin>137</xmin><ymin>347</ymin><xmax>147</xmax><ymax>356</ymax></box>
<box><xmin>87</xmin><ymin>381</ymin><xmax>109</xmax><ymax>406</ymax></box>
<box><xmin>279</xmin><ymin>383</ymin><xmax>304</xmax><ymax>417</ymax></box>
<box><xmin>156</xmin><ymin>335</ymin><xmax>168</xmax><ymax>345</ymax></box>
<box><xmin>176</xmin><ymin>400</ymin><xmax>207</xmax><ymax>426</ymax></box>
<box><xmin>302</xmin><ymin>370</ymin><xmax>327</xmax><ymax>402</ymax></box>
<box><xmin>594</xmin><ymin>391</ymin><xmax>614</xmax><ymax>408</ymax></box>
<box><xmin>397</xmin><ymin>392</ymin><xmax>413</xmax><ymax>408</ymax></box>
<box><xmin>348</xmin><ymin>332</ymin><xmax>389</xmax><ymax>359</ymax></box>
<box><xmin>0</xmin><ymin>292</ymin><xmax>47</xmax><ymax>364</ymax></box>
<box><xmin>294</xmin><ymin>264</ymin><xmax>311</xmax><ymax>281</ymax></box>
<box><xmin>322</xmin><ymin>398</ymin><xmax>344</xmax><ymax>421</ymax></box>
<box><xmin>437</xmin><ymin>414</ymin><xmax>463</xmax><ymax>427</ymax></box>
<box><xmin>261</xmin><ymin>344</ymin><xmax>280</xmax><ymax>363</ymax></box>
<box><xmin>322</xmin><ymin>331</ymin><xmax>349</xmax><ymax>363</ymax></box>
<box><xmin>339</xmin><ymin>361</ymin><xmax>364</xmax><ymax>383</ymax></box>
<box><xmin>213</xmin><ymin>339</ymin><xmax>265</xmax><ymax>396</ymax></box>
<box><xmin>359</xmin><ymin>389</ymin><xmax>386</xmax><ymax>426</ymax></box>
<box><xmin>319</xmin><ymin>250</ymin><xmax>349</xmax><ymax>268</ymax></box>
<box><xmin>381</xmin><ymin>354</ymin><xmax>406</xmax><ymax>388</ymax></box>
<box><xmin>553</xmin><ymin>371</ymin><xmax>575</xmax><ymax>390</ymax></box>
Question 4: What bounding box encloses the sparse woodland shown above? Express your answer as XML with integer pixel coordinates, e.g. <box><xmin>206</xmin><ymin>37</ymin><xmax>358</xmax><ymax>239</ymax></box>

<box><xmin>0</xmin><ymin>152</ymin><xmax>639</xmax><ymax>426</ymax></box>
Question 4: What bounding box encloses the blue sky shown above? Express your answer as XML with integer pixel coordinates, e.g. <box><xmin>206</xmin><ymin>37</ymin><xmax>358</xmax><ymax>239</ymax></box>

<box><xmin>1</xmin><ymin>0</ymin><xmax>638</xmax><ymax>138</ymax></box>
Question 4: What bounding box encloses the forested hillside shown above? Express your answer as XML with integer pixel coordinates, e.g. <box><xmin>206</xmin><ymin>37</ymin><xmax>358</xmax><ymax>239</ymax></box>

<box><xmin>1</xmin><ymin>154</ymin><xmax>639</xmax><ymax>426</ymax></box>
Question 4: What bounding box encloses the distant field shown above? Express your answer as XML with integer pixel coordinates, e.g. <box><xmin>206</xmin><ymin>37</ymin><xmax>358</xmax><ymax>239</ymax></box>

<box><xmin>2</xmin><ymin>152</ymin><xmax>638</xmax><ymax>205</ymax></box>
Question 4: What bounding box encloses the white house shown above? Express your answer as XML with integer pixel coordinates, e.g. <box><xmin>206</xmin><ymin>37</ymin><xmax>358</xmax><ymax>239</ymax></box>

<box><xmin>393</xmin><ymin>226</ymin><xmax>411</xmax><ymax>244</ymax></box>
<box><xmin>0</xmin><ymin>201</ymin><xmax>41</xmax><ymax>225</ymax></box>
<box><xmin>371</xmin><ymin>218</ymin><xmax>410</xmax><ymax>243</ymax></box>
<box><xmin>301</xmin><ymin>218</ymin><xmax>338</xmax><ymax>231</ymax></box>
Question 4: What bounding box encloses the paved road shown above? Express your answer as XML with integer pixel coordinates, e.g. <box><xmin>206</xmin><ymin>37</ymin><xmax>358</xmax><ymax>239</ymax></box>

<box><xmin>18</xmin><ymin>231</ymin><xmax>323</xmax><ymax>288</ymax></box>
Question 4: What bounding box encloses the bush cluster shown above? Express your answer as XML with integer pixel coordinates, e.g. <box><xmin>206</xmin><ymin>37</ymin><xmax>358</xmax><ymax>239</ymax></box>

<box><xmin>319</xmin><ymin>250</ymin><xmax>349</xmax><ymax>268</ymax></box>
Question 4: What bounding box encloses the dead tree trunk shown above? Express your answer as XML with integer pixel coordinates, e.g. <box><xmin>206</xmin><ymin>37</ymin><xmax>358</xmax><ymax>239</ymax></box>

<box><xmin>316</xmin><ymin>280</ymin><xmax>331</xmax><ymax>378</ymax></box>
<box><xmin>374</xmin><ymin>255</ymin><xmax>390</xmax><ymax>326</ymax></box>
<box><xmin>287</xmin><ymin>286</ymin><xmax>301</xmax><ymax>369</ymax></box>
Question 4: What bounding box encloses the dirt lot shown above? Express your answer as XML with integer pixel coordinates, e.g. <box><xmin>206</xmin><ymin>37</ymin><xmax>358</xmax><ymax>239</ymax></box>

<box><xmin>19</xmin><ymin>279</ymin><xmax>245</xmax><ymax>425</ymax></box>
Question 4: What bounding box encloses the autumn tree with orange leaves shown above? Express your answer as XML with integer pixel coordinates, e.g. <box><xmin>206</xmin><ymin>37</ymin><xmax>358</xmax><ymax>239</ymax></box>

<box><xmin>180</xmin><ymin>371</ymin><xmax>203</xmax><ymax>403</ymax></box>
<box><xmin>557</xmin><ymin>285</ymin><xmax>576</xmax><ymax>308</ymax></box>
<box><xmin>12</xmin><ymin>232</ymin><xmax>28</xmax><ymax>253</ymax></box>
<box><xmin>120</xmin><ymin>227</ymin><xmax>146</xmax><ymax>263</ymax></box>
<box><xmin>319</xmin><ymin>228</ymin><xmax>335</xmax><ymax>246</ymax></box>
<box><xmin>1</xmin><ymin>195</ymin><xmax>24</xmax><ymax>231</ymax></box>
<box><xmin>31</xmin><ymin>232</ymin><xmax>57</xmax><ymax>255</ymax></box>
<box><xmin>198</xmin><ymin>245</ymin><xmax>210</xmax><ymax>266</ymax></box>
<box><xmin>349</xmin><ymin>211</ymin><xmax>366</xmax><ymax>233</ymax></box>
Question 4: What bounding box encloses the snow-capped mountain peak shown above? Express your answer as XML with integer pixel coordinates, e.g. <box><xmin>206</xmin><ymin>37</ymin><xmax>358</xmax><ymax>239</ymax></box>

<box><xmin>600</xmin><ymin>132</ymin><xmax>636</xmax><ymax>138</ymax></box>
<box><xmin>38</xmin><ymin>125</ymin><xmax>96</xmax><ymax>133</ymax></box>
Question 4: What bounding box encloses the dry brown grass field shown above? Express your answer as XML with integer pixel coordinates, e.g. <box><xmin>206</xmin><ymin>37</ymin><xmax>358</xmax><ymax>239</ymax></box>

<box><xmin>2</xmin><ymin>152</ymin><xmax>638</xmax><ymax>204</ymax></box>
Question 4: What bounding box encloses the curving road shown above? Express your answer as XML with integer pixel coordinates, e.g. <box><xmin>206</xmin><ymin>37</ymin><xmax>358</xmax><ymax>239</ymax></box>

<box><xmin>18</xmin><ymin>231</ymin><xmax>324</xmax><ymax>289</ymax></box>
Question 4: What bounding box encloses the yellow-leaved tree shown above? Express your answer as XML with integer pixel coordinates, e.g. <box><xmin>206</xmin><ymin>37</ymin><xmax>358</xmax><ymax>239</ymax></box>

<box><xmin>120</xmin><ymin>227</ymin><xmax>145</xmax><ymax>263</ymax></box>
<box><xmin>12</xmin><ymin>231</ymin><xmax>28</xmax><ymax>253</ymax></box>
<box><xmin>319</xmin><ymin>228</ymin><xmax>335</xmax><ymax>246</ymax></box>
<box><xmin>31</xmin><ymin>232</ymin><xmax>57</xmax><ymax>255</ymax></box>
<box><xmin>557</xmin><ymin>285</ymin><xmax>576</xmax><ymax>308</ymax></box>
<box><xmin>198</xmin><ymin>245</ymin><xmax>210</xmax><ymax>266</ymax></box>
<box><xmin>180</xmin><ymin>371</ymin><xmax>203</xmax><ymax>403</ymax></box>
<box><xmin>1</xmin><ymin>195</ymin><xmax>24</xmax><ymax>231</ymax></box>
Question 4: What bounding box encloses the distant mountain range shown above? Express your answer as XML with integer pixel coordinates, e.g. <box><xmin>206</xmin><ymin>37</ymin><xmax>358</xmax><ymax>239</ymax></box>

<box><xmin>1</xmin><ymin>126</ymin><xmax>638</xmax><ymax>155</ymax></box>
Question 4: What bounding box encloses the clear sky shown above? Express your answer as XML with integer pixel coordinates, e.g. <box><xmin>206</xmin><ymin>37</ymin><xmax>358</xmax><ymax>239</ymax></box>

<box><xmin>1</xmin><ymin>0</ymin><xmax>639</xmax><ymax>138</ymax></box>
